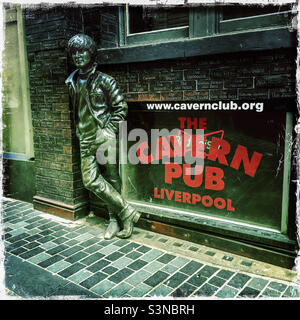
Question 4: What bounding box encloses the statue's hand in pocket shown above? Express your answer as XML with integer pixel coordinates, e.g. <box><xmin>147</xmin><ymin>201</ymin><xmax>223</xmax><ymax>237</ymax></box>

<box><xmin>94</xmin><ymin>128</ymin><xmax>116</xmax><ymax>152</ymax></box>
<box><xmin>102</xmin><ymin>127</ymin><xmax>116</xmax><ymax>140</ymax></box>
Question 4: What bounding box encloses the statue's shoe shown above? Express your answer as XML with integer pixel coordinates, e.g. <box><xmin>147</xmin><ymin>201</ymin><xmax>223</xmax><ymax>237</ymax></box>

<box><xmin>104</xmin><ymin>220</ymin><xmax>120</xmax><ymax>240</ymax></box>
<box><xmin>117</xmin><ymin>209</ymin><xmax>140</xmax><ymax>239</ymax></box>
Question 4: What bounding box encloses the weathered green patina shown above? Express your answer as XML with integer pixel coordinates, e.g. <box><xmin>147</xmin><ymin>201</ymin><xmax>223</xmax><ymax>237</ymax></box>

<box><xmin>66</xmin><ymin>34</ymin><xmax>140</xmax><ymax>239</ymax></box>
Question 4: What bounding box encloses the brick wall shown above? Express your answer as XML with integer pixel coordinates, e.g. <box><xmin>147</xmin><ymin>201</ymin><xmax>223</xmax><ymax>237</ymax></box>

<box><xmin>24</xmin><ymin>5</ymin><xmax>120</xmax><ymax>218</ymax></box>
<box><xmin>99</xmin><ymin>49</ymin><xmax>296</xmax><ymax>103</ymax></box>
<box><xmin>83</xmin><ymin>6</ymin><xmax>119</xmax><ymax>49</ymax></box>
<box><xmin>25</xmin><ymin>6</ymin><xmax>87</xmax><ymax>210</ymax></box>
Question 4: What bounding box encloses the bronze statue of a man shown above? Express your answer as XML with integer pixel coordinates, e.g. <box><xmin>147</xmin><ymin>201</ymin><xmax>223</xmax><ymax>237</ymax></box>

<box><xmin>66</xmin><ymin>34</ymin><xmax>140</xmax><ymax>239</ymax></box>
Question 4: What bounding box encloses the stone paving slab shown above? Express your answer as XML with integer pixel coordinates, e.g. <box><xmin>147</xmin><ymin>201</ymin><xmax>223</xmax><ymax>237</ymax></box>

<box><xmin>1</xmin><ymin>197</ymin><xmax>300</xmax><ymax>299</ymax></box>
<box><xmin>5</xmin><ymin>253</ymin><xmax>98</xmax><ymax>298</ymax></box>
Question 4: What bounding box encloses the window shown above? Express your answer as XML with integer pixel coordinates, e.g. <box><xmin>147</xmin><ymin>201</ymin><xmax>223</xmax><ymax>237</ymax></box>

<box><xmin>222</xmin><ymin>4</ymin><xmax>292</xmax><ymax>20</ymax></box>
<box><xmin>118</xmin><ymin>4</ymin><xmax>293</xmax><ymax>47</ymax></box>
<box><xmin>219</xmin><ymin>4</ymin><xmax>293</xmax><ymax>33</ymax></box>
<box><xmin>120</xmin><ymin>5</ymin><xmax>190</xmax><ymax>45</ymax></box>
<box><xmin>128</xmin><ymin>6</ymin><xmax>189</xmax><ymax>33</ymax></box>
<box><xmin>2</xmin><ymin>5</ymin><xmax>34</xmax><ymax>159</ymax></box>
<box><xmin>98</xmin><ymin>5</ymin><xmax>295</xmax><ymax>64</ymax></box>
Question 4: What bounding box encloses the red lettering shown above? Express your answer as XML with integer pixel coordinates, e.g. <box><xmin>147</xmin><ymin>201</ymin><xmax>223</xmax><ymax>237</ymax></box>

<box><xmin>165</xmin><ymin>189</ymin><xmax>174</xmax><ymax>200</ymax></box>
<box><xmin>178</xmin><ymin>117</ymin><xmax>207</xmax><ymax>129</ymax></box>
<box><xmin>187</xmin><ymin>117</ymin><xmax>198</xmax><ymax>129</ymax></box>
<box><xmin>206</xmin><ymin>137</ymin><xmax>230</xmax><ymax>166</ymax></box>
<box><xmin>137</xmin><ymin>142</ymin><xmax>153</xmax><ymax>164</ymax></box>
<box><xmin>182</xmin><ymin>192</ymin><xmax>191</xmax><ymax>204</ymax></box>
<box><xmin>214</xmin><ymin>197</ymin><xmax>226</xmax><ymax>210</ymax></box>
<box><xmin>165</xmin><ymin>163</ymin><xmax>182</xmax><ymax>184</ymax></box>
<box><xmin>227</xmin><ymin>199</ymin><xmax>235</xmax><ymax>212</ymax></box>
<box><xmin>174</xmin><ymin>191</ymin><xmax>182</xmax><ymax>202</ymax></box>
<box><xmin>155</xmin><ymin>137</ymin><xmax>174</xmax><ymax>161</ymax></box>
<box><xmin>183</xmin><ymin>164</ymin><xmax>203</xmax><ymax>188</ymax></box>
<box><xmin>178</xmin><ymin>117</ymin><xmax>186</xmax><ymax>129</ymax></box>
<box><xmin>154</xmin><ymin>188</ymin><xmax>164</xmax><ymax>199</ymax></box>
<box><xmin>202</xmin><ymin>195</ymin><xmax>213</xmax><ymax>207</ymax></box>
<box><xmin>192</xmin><ymin>193</ymin><xmax>201</xmax><ymax>204</ymax></box>
<box><xmin>154</xmin><ymin>187</ymin><xmax>160</xmax><ymax>198</ymax></box>
<box><xmin>154</xmin><ymin>187</ymin><xmax>235</xmax><ymax>212</ymax></box>
<box><xmin>205</xmin><ymin>166</ymin><xmax>225</xmax><ymax>191</ymax></box>
<box><xmin>199</xmin><ymin>118</ymin><xmax>207</xmax><ymax>130</ymax></box>
<box><xmin>230</xmin><ymin>145</ymin><xmax>263</xmax><ymax>177</ymax></box>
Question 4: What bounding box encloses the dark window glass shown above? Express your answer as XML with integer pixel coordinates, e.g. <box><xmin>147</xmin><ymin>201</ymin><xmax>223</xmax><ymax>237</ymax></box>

<box><xmin>128</xmin><ymin>6</ymin><xmax>189</xmax><ymax>34</ymax></box>
<box><xmin>222</xmin><ymin>4</ymin><xmax>292</xmax><ymax>20</ymax></box>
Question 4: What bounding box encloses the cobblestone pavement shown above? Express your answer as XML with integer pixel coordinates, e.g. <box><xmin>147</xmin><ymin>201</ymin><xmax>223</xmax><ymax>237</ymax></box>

<box><xmin>1</xmin><ymin>197</ymin><xmax>300</xmax><ymax>299</ymax></box>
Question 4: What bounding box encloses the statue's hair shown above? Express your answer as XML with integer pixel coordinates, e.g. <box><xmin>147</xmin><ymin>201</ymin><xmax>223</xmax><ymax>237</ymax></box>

<box><xmin>67</xmin><ymin>34</ymin><xmax>96</xmax><ymax>58</ymax></box>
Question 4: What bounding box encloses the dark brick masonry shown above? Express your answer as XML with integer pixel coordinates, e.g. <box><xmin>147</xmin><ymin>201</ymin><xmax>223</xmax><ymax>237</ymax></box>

<box><xmin>25</xmin><ymin>6</ymin><xmax>85</xmax><ymax>209</ymax></box>
<box><xmin>3</xmin><ymin>197</ymin><xmax>300</xmax><ymax>299</ymax></box>
<box><xmin>99</xmin><ymin>48</ymin><xmax>296</xmax><ymax>103</ymax></box>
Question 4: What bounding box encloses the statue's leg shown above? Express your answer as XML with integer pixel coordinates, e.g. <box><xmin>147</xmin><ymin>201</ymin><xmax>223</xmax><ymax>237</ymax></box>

<box><xmin>103</xmin><ymin>164</ymin><xmax>122</xmax><ymax>240</ymax></box>
<box><xmin>80</xmin><ymin>154</ymin><xmax>140</xmax><ymax>239</ymax></box>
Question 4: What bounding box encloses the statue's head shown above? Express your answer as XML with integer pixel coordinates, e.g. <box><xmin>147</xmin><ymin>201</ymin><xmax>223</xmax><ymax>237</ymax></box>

<box><xmin>67</xmin><ymin>34</ymin><xmax>96</xmax><ymax>70</ymax></box>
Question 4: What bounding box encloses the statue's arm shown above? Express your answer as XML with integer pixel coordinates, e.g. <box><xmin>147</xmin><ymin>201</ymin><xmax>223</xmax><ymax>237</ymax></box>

<box><xmin>104</xmin><ymin>77</ymin><xmax>128</xmax><ymax>135</ymax></box>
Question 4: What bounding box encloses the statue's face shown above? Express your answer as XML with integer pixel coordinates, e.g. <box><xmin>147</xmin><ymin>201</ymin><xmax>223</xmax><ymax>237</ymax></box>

<box><xmin>72</xmin><ymin>49</ymin><xmax>92</xmax><ymax>69</ymax></box>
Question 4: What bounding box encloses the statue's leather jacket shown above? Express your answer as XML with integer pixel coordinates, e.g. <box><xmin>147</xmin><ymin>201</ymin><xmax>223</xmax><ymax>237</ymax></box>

<box><xmin>66</xmin><ymin>65</ymin><xmax>128</xmax><ymax>135</ymax></box>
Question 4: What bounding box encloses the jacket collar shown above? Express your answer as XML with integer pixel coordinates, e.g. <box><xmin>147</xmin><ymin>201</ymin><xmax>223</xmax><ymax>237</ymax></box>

<box><xmin>65</xmin><ymin>69</ymin><xmax>78</xmax><ymax>89</ymax></box>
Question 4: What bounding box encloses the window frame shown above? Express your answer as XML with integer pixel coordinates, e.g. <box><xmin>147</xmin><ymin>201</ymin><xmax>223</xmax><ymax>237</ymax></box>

<box><xmin>218</xmin><ymin>9</ymin><xmax>293</xmax><ymax>34</ymax></box>
<box><xmin>118</xmin><ymin>4</ymin><xmax>190</xmax><ymax>46</ymax></box>
<box><xmin>98</xmin><ymin>5</ymin><xmax>295</xmax><ymax>65</ymax></box>
<box><xmin>118</xmin><ymin>4</ymin><xmax>293</xmax><ymax>47</ymax></box>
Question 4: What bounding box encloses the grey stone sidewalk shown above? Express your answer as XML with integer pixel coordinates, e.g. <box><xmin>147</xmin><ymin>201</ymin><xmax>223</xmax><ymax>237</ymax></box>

<box><xmin>1</xmin><ymin>197</ymin><xmax>300</xmax><ymax>299</ymax></box>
